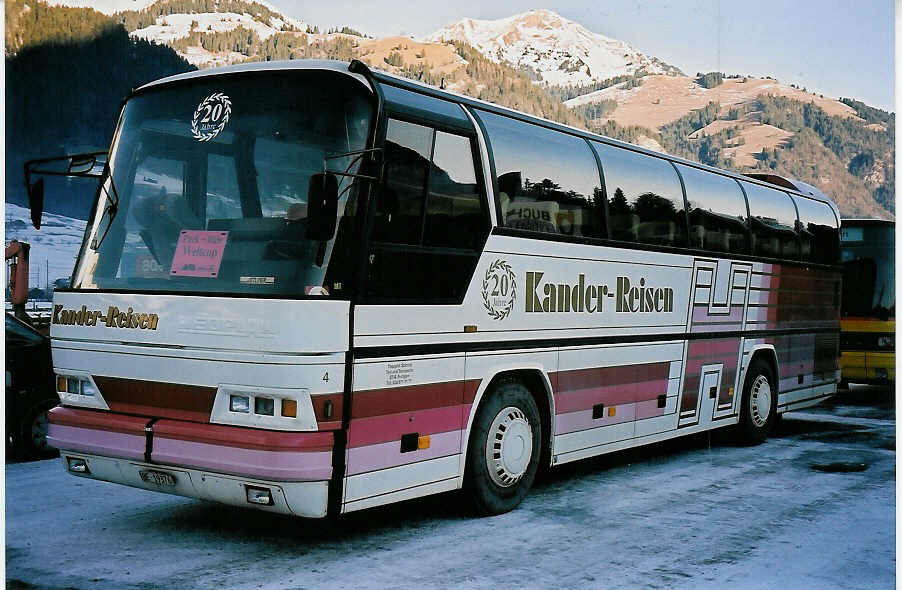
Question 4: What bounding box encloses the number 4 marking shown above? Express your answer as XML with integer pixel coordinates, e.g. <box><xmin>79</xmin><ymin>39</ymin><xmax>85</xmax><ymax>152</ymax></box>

<box><xmin>323</xmin><ymin>372</ymin><xmax>329</xmax><ymax>382</ymax></box>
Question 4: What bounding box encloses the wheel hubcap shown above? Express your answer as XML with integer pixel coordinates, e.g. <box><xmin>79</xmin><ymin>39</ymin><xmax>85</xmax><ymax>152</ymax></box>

<box><xmin>485</xmin><ymin>406</ymin><xmax>533</xmax><ymax>487</ymax></box>
<box><xmin>750</xmin><ymin>375</ymin><xmax>772</xmax><ymax>428</ymax></box>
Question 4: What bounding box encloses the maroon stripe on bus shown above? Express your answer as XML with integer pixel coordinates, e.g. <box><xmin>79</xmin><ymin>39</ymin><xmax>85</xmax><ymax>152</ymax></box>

<box><xmin>347</xmin><ymin>405</ymin><xmax>464</xmax><ymax>448</ymax></box>
<box><xmin>352</xmin><ymin>381</ymin><xmax>467</xmax><ymax>419</ymax></box>
<box><xmin>463</xmin><ymin>379</ymin><xmax>481</xmax><ymax>404</ymax></box>
<box><xmin>152</xmin><ymin>419</ymin><xmax>333</xmax><ymax>453</ymax></box>
<box><xmin>48</xmin><ymin>406</ymin><xmax>148</xmax><ymax>435</ymax></box>
<box><xmin>312</xmin><ymin>393</ymin><xmax>343</xmax><ymax>428</ymax></box>
<box><xmin>554</xmin><ymin>362</ymin><xmax>670</xmax><ymax>392</ymax></box>
<box><xmin>94</xmin><ymin>376</ymin><xmax>216</xmax><ymax>423</ymax></box>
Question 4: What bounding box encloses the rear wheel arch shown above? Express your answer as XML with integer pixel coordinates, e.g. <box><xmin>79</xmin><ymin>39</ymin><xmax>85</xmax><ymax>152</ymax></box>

<box><xmin>742</xmin><ymin>346</ymin><xmax>779</xmax><ymax>407</ymax></box>
<box><xmin>736</xmin><ymin>348</ymin><xmax>779</xmax><ymax>444</ymax></box>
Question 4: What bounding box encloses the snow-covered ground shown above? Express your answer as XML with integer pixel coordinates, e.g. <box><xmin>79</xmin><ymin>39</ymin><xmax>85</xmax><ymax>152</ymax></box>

<box><xmin>5</xmin><ymin>203</ymin><xmax>87</xmax><ymax>289</ymax></box>
<box><xmin>5</xmin><ymin>387</ymin><xmax>894</xmax><ymax>589</ymax></box>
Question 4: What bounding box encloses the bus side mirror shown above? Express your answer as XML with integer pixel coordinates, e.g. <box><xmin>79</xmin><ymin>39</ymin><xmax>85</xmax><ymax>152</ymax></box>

<box><xmin>307</xmin><ymin>173</ymin><xmax>338</xmax><ymax>241</ymax></box>
<box><xmin>27</xmin><ymin>177</ymin><xmax>44</xmax><ymax>229</ymax></box>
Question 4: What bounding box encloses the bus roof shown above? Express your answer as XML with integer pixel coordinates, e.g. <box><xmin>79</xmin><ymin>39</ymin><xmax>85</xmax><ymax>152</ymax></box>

<box><xmin>134</xmin><ymin>59</ymin><xmax>839</xmax><ymax>213</ymax></box>
<box><xmin>134</xmin><ymin>59</ymin><xmax>372</xmax><ymax>94</ymax></box>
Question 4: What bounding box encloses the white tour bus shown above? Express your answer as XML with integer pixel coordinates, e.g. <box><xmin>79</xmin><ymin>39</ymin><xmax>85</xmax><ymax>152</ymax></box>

<box><xmin>32</xmin><ymin>59</ymin><xmax>841</xmax><ymax>517</ymax></box>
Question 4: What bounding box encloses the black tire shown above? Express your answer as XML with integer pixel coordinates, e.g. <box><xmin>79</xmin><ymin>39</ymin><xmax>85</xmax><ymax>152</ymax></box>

<box><xmin>20</xmin><ymin>399</ymin><xmax>59</xmax><ymax>459</ymax></box>
<box><xmin>736</xmin><ymin>359</ymin><xmax>777</xmax><ymax>445</ymax></box>
<box><xmin>464</xmin><ymin>380</ymin><xmax>541</xmax><ymax>516</ymax></box>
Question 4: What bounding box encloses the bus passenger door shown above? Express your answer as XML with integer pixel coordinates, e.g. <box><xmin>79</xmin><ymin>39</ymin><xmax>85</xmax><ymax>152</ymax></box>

<box><xmin>343</xmin><ymin>109</ymin><xmax>491</xmax><ymax>513</ymax></box>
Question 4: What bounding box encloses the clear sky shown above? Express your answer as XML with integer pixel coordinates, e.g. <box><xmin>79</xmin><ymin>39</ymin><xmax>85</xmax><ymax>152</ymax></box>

<box><xmin>269</xmin><ymin>0</ymin><xmax>895</xmax><ymax>111</ymax></box>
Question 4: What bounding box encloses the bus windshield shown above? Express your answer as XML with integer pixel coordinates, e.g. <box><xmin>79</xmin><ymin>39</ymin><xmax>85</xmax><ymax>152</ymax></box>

<box><xmin>71</xmin><ymin>70</ymin><xmax>373</xmax><ymax>297</ymax></box>
<box><xmin>841</xmin><ymin>221</ymin><xmax>895</xmax><ymax>319</ymax></box>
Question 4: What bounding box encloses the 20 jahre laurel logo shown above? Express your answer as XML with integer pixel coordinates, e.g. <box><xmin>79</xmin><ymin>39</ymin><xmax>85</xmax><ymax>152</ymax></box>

<box><xmin>191</xmin><ymin>92</ymin><xmax>232</xmax><ymax>142</ymax></box>
<box><xmin>482</xmin><ymin>259</ymin><xmax>516</xmax><ymax>320</ymax></box>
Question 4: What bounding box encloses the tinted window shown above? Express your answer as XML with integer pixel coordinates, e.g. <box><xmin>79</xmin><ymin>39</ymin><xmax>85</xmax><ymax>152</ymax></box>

<box><xmin>366</xmin><ymin>119</ymin><xmax>488</xmax><ymax>302</ymax></box>
<box><xmin>676</xmin><ymin>164</ymin><xmax>749</xmax><ymax>254</ymax></box>
<box><xmin>425</xmin><ymin>131</ymin><xmax>483</xmax><ymax>248</ymax></box>
<box><xmin>71</xmin><ymin>70</ymin><xmax>373</xmax><ymax>297</ymax></box>
<box><xmin>372</xmin><ymin>119</ymin><xmax>433</xmax><ymax>245</ymax></box>
<box><xmin>382</xmin><ymin>85</ymin><xmax>472</xmax><ymax>132</ymax></box>
<box><xmin>841</xmin><ymin>222</ymin><xmax>894</xmax><ymax>318</ymax></box>
<box><xmin>478</xmin><ymin>110</ymin><xmax>603</xmax><ymax>238</ymax></box>
<box><xmin>743</xmin><ymin>182</ymin><xmax>799</xmax><ymax>259</ymax></box>
<box><xmin>794</xmin><ymin>196</ymin><xmax>839</xmax><ymax>264</ymax></box>
<box><xmin>593</xmin><ymin>142</ymin><xmax>687</xmax><ymax>247</ymax></box>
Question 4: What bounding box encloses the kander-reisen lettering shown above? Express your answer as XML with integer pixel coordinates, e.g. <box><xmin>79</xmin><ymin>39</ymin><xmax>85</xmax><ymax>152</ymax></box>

<box><xmin>52</xmin><ymin>304</ymin><xmax>159</xmax><ymax>330</ymax></box>
<box><xmin>525</xmin><ymin>272</ymin><xmax>673</xmax><ymax>313</ymax></box>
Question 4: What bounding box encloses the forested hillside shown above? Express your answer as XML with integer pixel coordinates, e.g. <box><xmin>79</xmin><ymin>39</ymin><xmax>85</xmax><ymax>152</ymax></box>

<box><xmin>5</xmin><ymin>0</ymin><xmax>894</xmax><ymax>218</ymax></box>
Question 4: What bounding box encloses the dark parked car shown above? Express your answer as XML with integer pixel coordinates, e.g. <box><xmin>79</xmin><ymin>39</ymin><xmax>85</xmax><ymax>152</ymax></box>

<box><xmin>6</xmin><ymin>313</ymin><xmax>58</xmax><ymax>459</ymax></box>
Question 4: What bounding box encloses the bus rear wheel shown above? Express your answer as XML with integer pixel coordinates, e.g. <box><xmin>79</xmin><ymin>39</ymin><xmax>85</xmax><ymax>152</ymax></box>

<box><xmin>736</xmin><ymin>360</ymin><xmax>777</xmax><ymax>445</ymax></box>
<box><xmin>465</xmin><ymin>380</ymin><xmax>541</xmax><ymax>516</ymax></box>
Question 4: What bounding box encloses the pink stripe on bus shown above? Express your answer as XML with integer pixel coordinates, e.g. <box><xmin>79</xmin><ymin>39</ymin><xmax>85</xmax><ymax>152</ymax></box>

<box><xmin>348</xmin><ymin>405</ymin><xmax>465</xmax><ymax>448</ymax></box>
<box><xmin>635</xmin><ymin>398</ymin><xmax>673</xmax><ymax>420</ymax></box>
<box><xmin>554</xmin><ymin>403</ymin><xmax>636</xmax><ymax>435</ymax></box>
<box><xmin>47</xmin><ymin>423</ymin><xmax>146</xmax><ymax>461</ymax></box>
<box><xmin>345</xmin><ymin>430</ymin><xmax>462</xmax><ymax>476</ymax></box>
<box><xmin>554</xmin><ymin>382</ymin><xmax>636</xmax><ymax>413</ymax></box>
<box><xmin>152</xmin><ymin>437</ymin><xmax>333</xmax><ymax>481</ymax></box>
<box><xmin>691</xmin><ymin>304</ymin><xmax>744</xmax><ymax>323</ymax></box>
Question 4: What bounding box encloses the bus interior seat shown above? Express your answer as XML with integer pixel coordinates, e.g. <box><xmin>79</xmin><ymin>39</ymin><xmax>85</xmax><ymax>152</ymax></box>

<box><xmin>609</xmin><ymin>213</ymin><xmax>640</xmax><ymax>242</ymax></box>
<box><xmin>637</xmin><ymin>220</ymin><xmax>676</xmax><ymax>245</ymax></box>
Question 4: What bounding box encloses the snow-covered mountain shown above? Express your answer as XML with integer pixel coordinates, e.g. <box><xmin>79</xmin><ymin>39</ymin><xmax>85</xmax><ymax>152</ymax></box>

<box><xmin>131</xmin><ymin>10</ymin><xmax>300</xmax><ymax>44</ymax></box>
<box><xmin>47</xmin><ymin>0</ymin><xmax>158</xmax><ymax>14</ymax></box>
<box><xmin>425</xmin><ymin>9</ymin><xmax>682</xmax><ymax>87</ymax></box>
<box><xmin>47</xmin><ymin>0</ymin><xmax>306</xmax><ymax>67</ymax></box>
<box><xmin>5</xmin><ymin>204</ymin><xmax>87</xmax><ymax>286</ymax></box>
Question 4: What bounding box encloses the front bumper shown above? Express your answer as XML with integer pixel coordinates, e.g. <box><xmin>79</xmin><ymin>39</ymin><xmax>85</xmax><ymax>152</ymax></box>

<box><xmin>48</xmin><ymin>407</ymin><xmax>333</xmax><ymax>518</ymax></box>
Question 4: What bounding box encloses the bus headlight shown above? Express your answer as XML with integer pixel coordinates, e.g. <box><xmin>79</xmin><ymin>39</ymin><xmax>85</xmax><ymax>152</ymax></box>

<box><xmin>230</xmin><ymin>395</ymin><xmax>250</xmax><ymax>413</ymax></box>
<box><xmin>57</xmin><ymin>375</ymin><xmax>96</xmax><ymax>397</ymax></box>
<box><xmin>212</xmin><ymin>385</ymin><xmax>317</xmax><ymax>431</ymax></box>
<box><xmin>55</xmin><ymin>373</ymin><xmax>109</xmax><ymax>410</ymax></box>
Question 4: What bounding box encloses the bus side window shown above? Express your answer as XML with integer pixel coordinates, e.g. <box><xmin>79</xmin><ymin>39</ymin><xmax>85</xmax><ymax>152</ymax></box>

<box><xmin>365</xmin><ymin>119</ymin><xmax>489</xmax><ymax>302</ymax></box>
<box><xmin>794</xmin><ymin>195</ymin><xmax>840</xmax><ymax>265</ymax></box>
<box><xmin>675</xmin><ymin>163</ymin><xmax>750</xmax><ymax>254</ymax></box>
<box><xmin>743</xmin><ymin>182</ymin><xmax>800</xmax><ymax>259</ymax></box>
<box><xmin>476</xmin><ymin>110</ymin><xmax>604</xmax><ymax>239</ymax></box>
<box><xmin>424</xmin><ymin>131</ymin><xmax>485</xmax><ymax>249</ymax></box>
<box><xmin>592</xmin><ymin>142</ymin><xmax>687</xmax><ymax>248</ymax></box>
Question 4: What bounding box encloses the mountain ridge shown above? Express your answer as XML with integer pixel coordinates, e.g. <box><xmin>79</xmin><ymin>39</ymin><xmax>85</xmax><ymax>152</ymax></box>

<box><xmin>5</xmin><ymin>0</ymin><xmax>894</xmax><ymax>219</ymax></box>
<box><xmin>425</xmin><ymin>9</ymin><xmax>683</xmax><ymax>87</ymax></box>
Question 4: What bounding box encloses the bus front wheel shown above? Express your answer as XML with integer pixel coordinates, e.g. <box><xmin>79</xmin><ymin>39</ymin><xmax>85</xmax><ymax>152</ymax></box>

<box><xmin>465</xmin><ymin>380</ymin><xmax>541</xmax><ymax>516</ymax></box>
<box><xmin>736</xmin><ymin>360</ymin><xmax>777</xmax><ymax>445</ymax></box>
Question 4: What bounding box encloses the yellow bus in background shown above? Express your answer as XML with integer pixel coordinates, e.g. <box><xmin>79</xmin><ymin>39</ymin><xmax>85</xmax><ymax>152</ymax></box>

<box><xmin>840</xmin><ymin>219</ymin><xmax>894</xmax><ymax>385</ymax></box>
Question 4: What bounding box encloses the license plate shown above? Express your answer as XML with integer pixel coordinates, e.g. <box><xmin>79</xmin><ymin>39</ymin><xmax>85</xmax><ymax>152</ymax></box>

<box><xmin>139</xmin><ymin>469</ymin><xmax>177</xmax><ymax>487</ymax></box>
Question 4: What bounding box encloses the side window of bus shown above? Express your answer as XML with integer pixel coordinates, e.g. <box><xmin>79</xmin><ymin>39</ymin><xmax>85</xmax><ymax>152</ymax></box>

<box><xmin>675</xmin><ymin>163</ymin><xmax>749</xmax><ymax>254</ymax></box>
<box><xmin>592</xmin><ymin>142</ymin><xmax>687</xmax><ymax>247</ymax></box>
<box><xmin>742</xmin><ymin>182</ymin><xmax>800</xmax><ymax>259</ymax></box>
<box><xmin>366</xmin><ymin>118</ymin><xmax>488</xmax><ymax>302</ymax></box>
<box><xmin>477</xmin><ymin>110</ymin><xmax>604</xmax><ymax>238</ymax></box>
<box><xmin>794</xmin><ymin>196</ymin><xmax>839</xmax><ymax>264</ymax></box>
